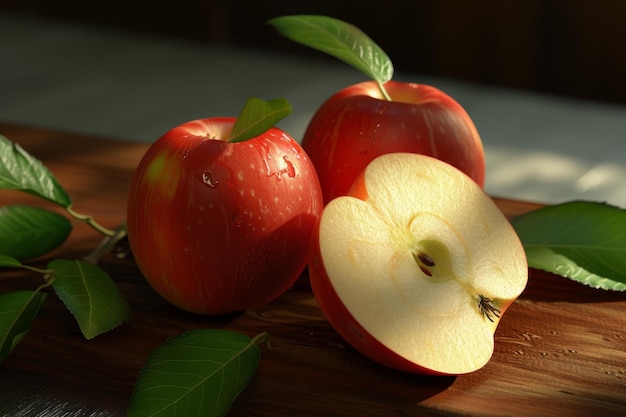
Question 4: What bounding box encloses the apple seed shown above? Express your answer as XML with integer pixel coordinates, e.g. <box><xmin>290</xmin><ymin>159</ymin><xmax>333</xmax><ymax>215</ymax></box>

<box><xmin>478</xmin><ymin>295</ymin><xmax>501</xmax><ymax>322</ymax></box>
<box><xmin>418</xmin><ymin>265</ymin><xmax>433</xmax><ymax>277</ymax></box>
<box><xmin>417</xmin><ymin>252</ymin><xmax>436</xmax><ymax>267</ymax></box>
<box><xmin>412</xmin><ymin>251</ymin><xmax>436</xmax><ymax>276</ymax></box>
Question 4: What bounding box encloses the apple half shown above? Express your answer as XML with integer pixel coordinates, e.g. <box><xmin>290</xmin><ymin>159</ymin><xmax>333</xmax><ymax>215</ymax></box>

<box><xmin>308</xmin><ymin>153</ymin><xmax>528</xmax><ymax>375</ymax></box>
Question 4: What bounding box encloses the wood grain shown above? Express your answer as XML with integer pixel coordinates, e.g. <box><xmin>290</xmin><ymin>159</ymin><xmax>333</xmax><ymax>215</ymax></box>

<box><xmin>0</xmin><ymin>122</ymin><xmax>625</xmax><ymax>417</ymax></box>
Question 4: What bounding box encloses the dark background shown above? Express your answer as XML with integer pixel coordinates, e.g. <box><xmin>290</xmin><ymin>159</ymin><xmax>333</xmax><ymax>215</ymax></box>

<box><xmin>3</xmin><ymin>0</ymin><xmax>626</xmax><ymax>104</ymax></box>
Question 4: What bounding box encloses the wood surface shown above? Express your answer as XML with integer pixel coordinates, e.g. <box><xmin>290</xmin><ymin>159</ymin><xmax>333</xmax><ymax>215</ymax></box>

<box><xmin>0</xmin><ymin>122</ymin><xmax>625</xmax><ymax>417</ymax></box>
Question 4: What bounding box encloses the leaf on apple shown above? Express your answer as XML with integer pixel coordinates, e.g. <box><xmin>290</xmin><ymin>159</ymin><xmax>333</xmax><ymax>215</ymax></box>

<box><xmin>0</xmin><ymin>290</ymin><xmax>47</xmax><ymax>363</ymax></box>
<box><xmin>0</xmin><ymin>205</ymin><xmax>72</xmax><ymax>260</ymax></box>
<box><xmin>48</xmin><ymin>259</ymin><xmax>132</xmax><ymax>339</ymax></box>
<box><xmin>228</xmin><ymin>97</ymin><xmax>292</xmax><ymax>143</ymax></box>
<box><xmin>511</xmin><ymin>200</ymin><xmax>626</xmax><ymax>291</ymax></box>
<box><xmin>0</xmin><ymin>135</ymin><xmax>72</xmax><ymax>207</ymax></box>
<box><xmin>127</xmin><ymin>329</ymin><xmax>269</xmax><ymax>417</ymax></box>
<box><xmin>268</xmin><ymin>15</ymin><xmax>394</xmax><ymax>93</ymax></box>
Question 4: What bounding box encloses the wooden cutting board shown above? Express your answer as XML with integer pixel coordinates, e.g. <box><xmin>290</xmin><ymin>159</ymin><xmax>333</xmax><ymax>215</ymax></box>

<box><xmin>0</xmin><ymin>122</ymin><xmax>624</xmax><ymax>417</ymax></box>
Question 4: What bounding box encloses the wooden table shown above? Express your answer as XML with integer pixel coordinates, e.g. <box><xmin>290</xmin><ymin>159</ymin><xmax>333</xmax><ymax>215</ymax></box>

<box><xmin>0</xmin><ymin>122</ymin><xmax>625</xmax><ymax>417</ymax></box>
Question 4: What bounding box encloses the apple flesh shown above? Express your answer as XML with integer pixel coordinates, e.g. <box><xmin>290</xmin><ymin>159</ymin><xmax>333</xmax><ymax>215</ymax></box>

<box><xmin>308</xmin><ymin>153</ymin><xmax>527</xmax><ymax>375</ymax></box>
<box><xmin>301</xmin><ymin>80</ymin><xmax>485</xmax><ymax>204</ymax></box>
<box><xmin>127</xmin><ymin>117</ymin><xmax>323</xmax><ymax>315</ymax></box>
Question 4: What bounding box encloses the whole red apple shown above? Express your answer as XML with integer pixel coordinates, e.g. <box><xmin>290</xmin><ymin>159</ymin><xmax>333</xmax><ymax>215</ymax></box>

<box><xmin>301</xmin><ymin>80</ymin><xmax>485</xmax><ymax>204</ymax></box>
<box><xmin>126</xmin><ymin>117</ymin><xmax>323</xmax><ymax>315</ymax></box>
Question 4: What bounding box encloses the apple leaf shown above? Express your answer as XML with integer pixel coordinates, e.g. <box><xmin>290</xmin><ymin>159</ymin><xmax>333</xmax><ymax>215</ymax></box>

<box><xmin>510</xmin><ymin>200</ymin><xmax>626</xmax><ymax>291</ymax></box>
<box><xmin>0</xmin><ymin>290</ymin><xmax>47</xmax><ymax>363</ymax></box>
<box><xmin>0</xmin><ymin>136</ymin><xmax>72</xmax><ymax>207</ymax></box>
<box><xmin>0</xmin><ymin>205</ymin><xmax>72</xmax><ymax>260</ymax></box>
<box><xmin>228</xmin><ymin>97</ymin><xmax>293</xmax><ymax>143</ymax></box>
<box><xmin>48</xmin><ymin>259</ymin><xmax>132</xmax><ymax>339</ymax></box>
<box><xmin>127</xmin><ymin>329</ymin><xmax>269</xmax><ymax>417</ymax></box>
<box><xmin>268</xmin><ymin>15</ymin><xmax>394</xmax><ymax>86</ymax></box>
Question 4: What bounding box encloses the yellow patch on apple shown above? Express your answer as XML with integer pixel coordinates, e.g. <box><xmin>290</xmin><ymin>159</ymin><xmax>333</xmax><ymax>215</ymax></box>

<box><xmin>144</xmin><ymin>152</ymin><xmax>181</xmax><ymax>201</ymax></box>
<box><xmin>308</xmin><ymin>152</ymin><xmax>528</xmax><ymax>375</ymax></box>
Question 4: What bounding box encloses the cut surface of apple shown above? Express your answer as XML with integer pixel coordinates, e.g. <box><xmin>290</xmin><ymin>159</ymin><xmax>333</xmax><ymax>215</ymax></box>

<box><xmin>309</xmin><ymin>153</ymin><xmax>528</xmax><ymax>375</ymax></box>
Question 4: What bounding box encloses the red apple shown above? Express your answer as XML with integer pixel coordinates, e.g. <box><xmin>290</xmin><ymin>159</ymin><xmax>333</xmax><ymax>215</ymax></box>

<box><xmin>126</xmin><ymin>117</ymin><xmax>323</xmax><ymax>315</ymax></box>
<box><xmin>308</xmin><ymin>153</ymin><xmax>527</xmax><ymax>375</ymax></box>
<box><xmin>301</xmin><ymin>80</ymin><xmax>485</xmax><ymax>204</ymax></box>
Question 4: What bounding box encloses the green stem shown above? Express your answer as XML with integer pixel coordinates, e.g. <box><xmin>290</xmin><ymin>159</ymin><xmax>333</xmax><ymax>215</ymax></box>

<box><xmin>17</xmin><ymin>264</ymin><xmax>55</xmax><ymax>290</ymax></box>
<box><xmin>377</xmin><ymin>80</ymin><xmax>392</xmax><ymax>101</ymax></box>
<box><xmin>83</xmin><ymin>222</ymin><xmax>127</xmax><ymax>265</ymax></box>
<box><xmin>36</xmin><ymin>272</ymin><xmax>56</xmax><ymax>290</ymax></box>
<box><xmin>252</xmin><ymin>331</ymin><xmax>271</xmax><ymax>350</ymax></box>
<box><xmin>21</xmin><ymin>264</ymin><xmax>53</xmax><ymax>276</ymax></box>
<box><xmin>66</xmin><ymin>206</ymin><xmax>116</xmax><ymax>237</ymax></box>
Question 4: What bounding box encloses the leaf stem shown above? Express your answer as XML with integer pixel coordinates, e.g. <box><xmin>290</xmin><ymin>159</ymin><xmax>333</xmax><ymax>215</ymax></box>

<box><xmin>83</xmin><ymin>222</ymin><xmax>127</xmax><ymax>265</ymax></box>
<box><xmin>65</xmin><ymin>206</ymin><xmax>116</xmax><ymax>237</ymax></box>
<box><xmin>20</xmin><ymin>264</ymin><xmax>53</xmax><ymax>276</ymax></box>
<box><xmin>377</xmin><ymin>81</ymin><xmax>392</xmax><ymax>101</ymax></box>
<box><xmin>36</xmin><ymin>272</ymin><xmax>56</xmax><ymax>290</ymax></box>
<box><xmin>252</xmin><ymin>331</ymin><xmax>271</xmax><ymax>350</ymax></box>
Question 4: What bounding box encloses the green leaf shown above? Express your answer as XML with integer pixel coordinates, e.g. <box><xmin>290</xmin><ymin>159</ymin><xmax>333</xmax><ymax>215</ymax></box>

<box><xmin>0</xmin><ymin>205</ymin><xmax>72</xmax><ymax>260</ymax></box>
<box><xmin>0</xmin><ymin>290</ymin><xmax>47</xmax><ymax>362</ymax></box>
<box><xmin>0</xmin><ymin>254</ymin><xmax>22</xmax><ymax>268</ymax></box>
<box><xmin>0</xmin><ymin>135</ymin><xmax>72</xmax><ymax>207</ymax></box>
<box><xmin>268</xmin><ymin>15</ymin><xmax>394</xmax><ymax>85</ymax></box>
<box><xmin>228</xmin><ymin>97</ymin><xmax>292</xmax><ymax>143</ymax></box>
<box><xmin>48</xmin><ymin>259</ymin><xmax>131</xmax><ymax>339</ymax></box>
<box><xmin>511</xmin><ymin>200</ymin><xmax>626</xmax><ymax>291</ymax></box>
<box><xmin>127</xmin><ymin>329</ymin><xmax>269</xmax><ymax>417</ymax></box>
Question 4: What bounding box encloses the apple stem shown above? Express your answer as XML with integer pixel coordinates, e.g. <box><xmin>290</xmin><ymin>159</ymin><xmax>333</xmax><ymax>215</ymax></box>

<box><xmin>377</xmin><ymin>81</ymin><xmax>392</xmax><ymax>101</ymax></box>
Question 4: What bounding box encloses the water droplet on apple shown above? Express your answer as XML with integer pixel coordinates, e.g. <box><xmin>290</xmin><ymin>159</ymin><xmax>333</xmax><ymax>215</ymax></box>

<box><xmin>200</xmin><ymin>170</ymin><xmax>218</xmax><ymax>188</ymax></box>
<box><xmin>283</xmin><ymin>156</ymin><xmax>296</xmax><ymax>178</ymax></box>
<box><xmin>273</xmin><ymin>156</ymin><xmax>297</xmax><ymax>180</ymax></box>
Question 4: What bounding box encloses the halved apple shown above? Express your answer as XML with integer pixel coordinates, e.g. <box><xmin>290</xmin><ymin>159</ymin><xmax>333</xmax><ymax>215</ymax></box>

<box><xmin>308</xmin><ymin>153</ymin><xmax>528</xmax><ymax>375</ymax></box>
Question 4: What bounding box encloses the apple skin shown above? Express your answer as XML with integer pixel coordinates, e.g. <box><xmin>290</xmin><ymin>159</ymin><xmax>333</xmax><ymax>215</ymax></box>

<box><xmin>301</xmin><ymin>80</ymin><xmax>485</xmax><ymax>204</ymax></box>
<box><xmin>308</xmin><ymin>153</ymin><xmax>527</xmax><ymax>375</ymax></box>
<box><xmin>126</xmin><ymin>117</ymin><xmax>323</xmax><ymax>315</ymax></box>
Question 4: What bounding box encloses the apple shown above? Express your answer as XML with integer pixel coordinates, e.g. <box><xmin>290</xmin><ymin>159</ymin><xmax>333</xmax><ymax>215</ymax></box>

<box><xmin>301</xmin><ymin>80</ymin><xmax>485</xmax><ymax>204</ymax></box>
<box><xmin>308</xmin><ymin>153</ymin><xmax>527</xmax><ymax>375</ymax></box>
<box><xmin>126</xmin><ymin>117</ymin><xmax>323</xmax><ymax>315</ymax></box>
